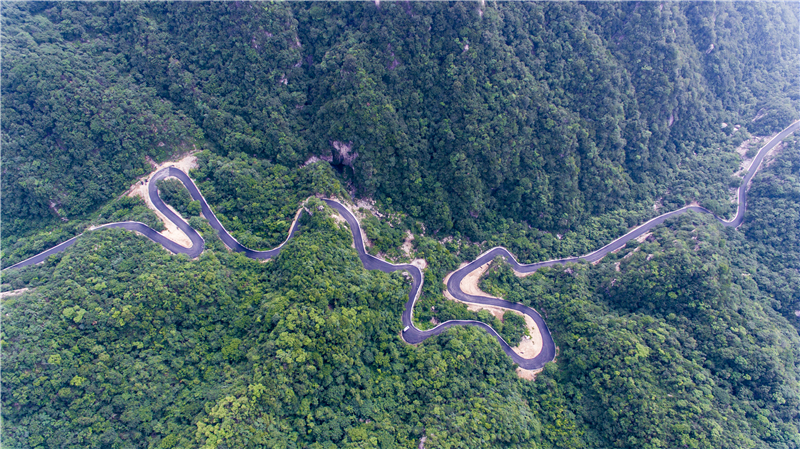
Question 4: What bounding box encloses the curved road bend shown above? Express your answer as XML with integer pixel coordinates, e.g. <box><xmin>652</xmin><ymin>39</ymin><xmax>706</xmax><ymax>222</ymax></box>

<box><xmin>4</xmin><ymin>120</ymin><xmax>799</xmax><ymax>371</ymax></box>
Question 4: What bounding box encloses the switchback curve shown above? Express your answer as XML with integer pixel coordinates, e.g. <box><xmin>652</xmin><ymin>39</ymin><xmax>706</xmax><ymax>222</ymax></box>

<box><xmin>4</xmin><ymin>120</ymin><xmax>798</xmax><ymax>371</ymax></box>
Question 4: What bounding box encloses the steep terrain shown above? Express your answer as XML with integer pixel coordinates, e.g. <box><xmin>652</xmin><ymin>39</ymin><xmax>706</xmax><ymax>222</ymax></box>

<box><xmin>2</xmin><ymin>3</ymin><xmax>799</xmax><ymax>449</ymax></box>
<box><xmin>3</xmin><ymin>2</ymin><xmax>798</xmax><ymax>240</ymax></box>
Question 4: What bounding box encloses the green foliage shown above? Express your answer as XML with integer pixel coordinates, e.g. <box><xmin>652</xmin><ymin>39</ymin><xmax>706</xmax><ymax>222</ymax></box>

<box><xmin>2</xmin><ymin>205</ymin><xmax>539</xmax><ymax>449</ymax></box>
<box><xmin>1</xmin><ymin>3</ymin><xmax>203</xmax><ymax>236</ymax></box>
<box><xmin>361</xmin><ymin>214</ymin><xmax>406</xmax><ymax>257</ymax></box>
<box><xmin>500</xmin><ymin>311</ymin><xmax>528</xmax><ymax>347</ymax></box>
<box><xmin>742</xmin><ymin>138</ymin><xmax>800</xmax><ymax>272</ymax></box>
<box><xmin>191</xmin><ymin>151</ymin><xmax>348</xmax><ymax>250</ymax></box>
<box><xmin>157</xmin><ymin>179</ymin><xmax>195</xmax><ymax>217</ymax></box>
<box><xmin>2</xmin><ymin>3</ymin><xmax>800</xmax><ymax>449</ymax></box>
<box><xmin>1</xmin><ymin>196</ymin><xmax>163</xmax><ymax>269</ymax></box>
<box><xmin>6</xmin><ymin>3</ymin><xmax>797</xmax><ymax>244</ymax></box>
<box><xmin>481</xmin><ymin>210</ymin><xmax>800</xmax><ymax>448</ymax></box>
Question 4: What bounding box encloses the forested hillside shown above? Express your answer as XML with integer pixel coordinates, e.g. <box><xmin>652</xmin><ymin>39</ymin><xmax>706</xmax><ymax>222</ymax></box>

<box><xmin>477</xmin><ymin>141</ymin><xmax>800</xmax><ymax>449</ymax></box>
<box><xmin>1</xmin><ymin>4</ymin><xmax>203</xmax><ymax>237</ymax></box>
<box><xmin>3</xmin><ymin>143</ymin><xmax>800</xmax><ymax>449</ymax></box>
<box><xmin>2</xmin><ymin>2</ymin><xmax>798</xmax><ymax>241</ymax></box>
<box><xmin>2</xmin><ymin>2</ymin><xmax>800</xmax><ymax>449</ymax></box>
<box><xmin>2</xmin><ymin>204</ymin><xmax>541</xmax><ymax>449</ymax></box>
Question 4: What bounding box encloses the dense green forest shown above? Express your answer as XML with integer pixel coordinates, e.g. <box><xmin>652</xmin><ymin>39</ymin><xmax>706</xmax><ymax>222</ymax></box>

<box><xmin>2</xmin><ymin>205</ymin><xmax>540</xmax><ymax>449</ymax></box>
<box><xmin>2</xmin><ymin>2</ymin><xmax>798</xmax><ymax>243</ymax></box>
<box><xmin>0</xmin><ymin>3</ymin><xmax>203</xmax><ymax>238</ymax></box>
<box><xmin>2</xmin><ymin>2</ymin><xmax>800</xmax><ymax>448</ymax></box>
<box><xmin>3</xmin><ymin>143</ymin><xmax>800</xmax><ymax>448</ymax></box>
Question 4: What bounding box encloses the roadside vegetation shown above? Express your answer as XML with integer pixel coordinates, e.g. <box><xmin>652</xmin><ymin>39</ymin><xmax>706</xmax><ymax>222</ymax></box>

<box><xmin>2</xmin><ymin>2</ymin><xmax>799</xmax><ymax>448</ymax></box>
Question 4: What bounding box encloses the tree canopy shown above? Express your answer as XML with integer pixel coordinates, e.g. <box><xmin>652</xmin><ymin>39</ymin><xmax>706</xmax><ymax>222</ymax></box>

<box><xmin>2</xmin><ymin>2</ymin><xmax>800</xmax><ymax>448</ymax></box>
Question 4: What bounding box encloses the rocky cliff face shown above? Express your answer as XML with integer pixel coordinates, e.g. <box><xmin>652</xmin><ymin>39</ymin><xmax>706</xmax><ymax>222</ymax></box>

<box><xmin>331</xmin><ymin>140</ymin><xmax>357</xmax><ymax>167</ymax></box>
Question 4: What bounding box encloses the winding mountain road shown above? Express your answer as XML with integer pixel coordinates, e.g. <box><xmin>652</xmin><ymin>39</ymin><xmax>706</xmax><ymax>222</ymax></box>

<box><xmin>4</xmin><ymin>120</ymin><xmax>798</xmax><ymax>370</ymax></box>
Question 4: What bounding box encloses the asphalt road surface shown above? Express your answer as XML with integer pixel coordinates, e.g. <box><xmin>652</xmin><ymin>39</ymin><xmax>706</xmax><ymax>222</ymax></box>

<box><xmin>5</xmin><ymin>120</ymin><xmax>798</xmax><ymax>370</ymax></box>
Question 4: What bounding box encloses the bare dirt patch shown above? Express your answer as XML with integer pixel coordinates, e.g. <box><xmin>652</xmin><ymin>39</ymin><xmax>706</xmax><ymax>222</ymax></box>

<box><xmin>410</xmin><ymin>258</ymin><xmax>428</xmax><ymax>270</ymax></box>
<box><xmin>459</xmin><ymin>261</ymin><xmax>495</xmax><ymax>298</ymax></box>
<box><xmin>0</xmin><ymin>288</ymin><xmax>31</xmax><ymax>299</ymax></box>
<box><xmin>513</xmin><ymin>328</ymin><xmax>542</xmax><ymax>358</ymax></box>
<box><xmin>125</xmin><ymin>153</ymin><xmax>199</xmax><ymax>199</ymax></box>
<box><xmin>735</xmin><ymin>138</ymin><xmax>760</xmax><ymax>174</ymax></box>
<box><xmin>516</xmin><ymin>366</ymin><xmax>543</xmax><ymax>381</ymax></box>
<box><xmin>401</xmin><ymin>231</ymin><xmax>414</xmax><ymax>257</ymax></box>
<box><xmin>728</xmin><ymin>187</ymin><xmax>741</xmax><ymax>207</ymax></box>
<box><xmin>355</xmin><ymin>198</ymin><xmax>385</xmax><ymax>219</ymax></box>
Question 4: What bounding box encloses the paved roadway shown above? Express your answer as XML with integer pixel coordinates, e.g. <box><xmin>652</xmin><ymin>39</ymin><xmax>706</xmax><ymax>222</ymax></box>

<box><xmin>4</xmin><ymin>120</ymin><xmax>798</xmax><ymax>370</ymax></box>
